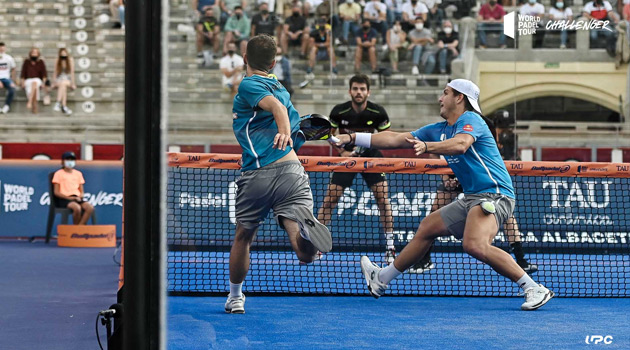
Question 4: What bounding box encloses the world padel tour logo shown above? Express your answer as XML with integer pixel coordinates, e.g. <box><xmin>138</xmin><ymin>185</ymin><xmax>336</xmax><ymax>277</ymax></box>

<box><xmin>503</xmin><ymin>11</ymin><xmax>612</xmax><ymax>39</ymax></box>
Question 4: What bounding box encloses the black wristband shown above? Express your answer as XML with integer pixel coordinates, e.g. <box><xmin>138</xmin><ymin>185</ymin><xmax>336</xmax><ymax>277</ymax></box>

<box><xmin>422</xmin><ymin>140</ymin><xmax>428</xmax><ymax>153</ymax></box>
<box><xmin>349</xmin><ymin>133</ymin><xmax>356</xmax><ymax>146</ymax></box>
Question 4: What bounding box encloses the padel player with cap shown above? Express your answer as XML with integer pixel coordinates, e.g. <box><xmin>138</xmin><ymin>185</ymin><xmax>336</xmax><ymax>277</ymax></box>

<box><xmin>226</xmin><ymin>34</ymin><xmax>332</xmax><ymax>314</ymax></box>
<box><xmin>334</xmin><ymin>79</ymin><xmax>554</xmax><ymax>310</ymax></box>
<box><xmin>316</xmin><ymin>74</ymin><xmax>397</xmax><ymax>264</ymax></box>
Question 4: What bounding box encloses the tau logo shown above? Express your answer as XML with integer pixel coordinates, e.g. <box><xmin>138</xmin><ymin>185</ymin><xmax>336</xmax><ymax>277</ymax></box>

<box><xmin>300</xmin><ymin>158</ymin><xmax>308</xmax><ymax>165</ymax></box>
<box><xmin>188</xmin><ymin>155</ymin><xmax>200</xmax><ymax>162</ymax></box>
<box><xmin>617</xmin><ymin>165</ymin><xmax>629</xmax><ymax>171</ymax></box>
<box><xmin>585</xmin><ymin>335</ymin><xmax>613</xmax><ymax>345</ymax></box>
<box><xmin>510</xmin><ymin>163</ymin><xmax>523</xmax><ymax>170</ymax></box>
<box><xmin>404</xmin><ymin>161</ymin><xmax>416</xmax><ymax>168</ymax></box>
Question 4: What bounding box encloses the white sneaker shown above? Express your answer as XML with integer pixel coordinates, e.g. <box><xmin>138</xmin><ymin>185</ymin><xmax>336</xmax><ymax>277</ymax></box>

<box><xmin>305</xmin><ymin>72</ymin><xmax>315</xmax><ymax>80</ymax></box>
<box><xmin>225</xmin><ymin>294</ymin><xmax>246</xmax><ymax>314</ymax></box>
<box><xmin>521</xmin><ymin>284</ymin><xmax>555</xmax><ymax>311</ymax></box>
<box><xmin>53</xmin><ymin>102</ymin><xmax>61</xmax><ymax>112</ymax></box>
<box><xmin>62</xmin><ymin>106</ymin><xmax>73</xmax><ymax>115</ymax></box>
<box><xmin>0</xmin><ymin>105</ymin><xmax>8</xmax><ymax>114</ymax></box>
<box><xmin>294</xmin><ymin>206</ymin><xmax>332</xmax><ymax>253</ymax></box>
<box><xmin>360</xmin><ymin>256</ymin><xmax>388</xmax><ymax>299</ymax></box>
<box><xmin>411</xmin><ymin>66</ymin><xmax>419</xmax><ymax>75</ymax></box>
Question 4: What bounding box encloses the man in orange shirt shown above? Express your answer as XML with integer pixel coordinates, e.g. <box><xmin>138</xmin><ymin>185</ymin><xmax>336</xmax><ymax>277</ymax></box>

<box><xmin>52</xmin><ymin>151</ymin><xmax>95</xmax><ymax>225</ymax></box>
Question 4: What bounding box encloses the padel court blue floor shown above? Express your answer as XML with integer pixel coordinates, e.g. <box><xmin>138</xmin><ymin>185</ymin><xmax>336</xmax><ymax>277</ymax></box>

<box><xmin>168</xmin><ymin>296</ymin><xmax>630</xmax><ymax>350</ymax></box>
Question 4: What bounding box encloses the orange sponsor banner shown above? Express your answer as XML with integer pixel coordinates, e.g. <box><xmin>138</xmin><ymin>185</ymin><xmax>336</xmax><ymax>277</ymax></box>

<box><xmin>57</xmin><ymin>225</ymin><xmax>117</xmax><ymax>248</ymax></box>
<box><xmin>167</xmin><ymin>153</ymin><xmax>630</xmax><ymax>178</ymax></box>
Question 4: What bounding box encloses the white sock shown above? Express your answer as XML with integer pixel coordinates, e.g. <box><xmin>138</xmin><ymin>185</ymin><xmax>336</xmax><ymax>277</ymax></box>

<box><xmin>378</xmin><ymin>264</ymin><xmax>402</xmax><ymax>285</ymax></box>
<box><xmin>229</xmin><ymin>281</ymin><xmax>243</xmax><ymax>297</ymax></box>
<box><xmin>517</xmin><ymin>273</ymin><xmax>538</xmax><ymax>291</ymax></box>
<box><xmin>385</xmin><ymin>232</ymin><xmax>394</xmax><ymax>251</ymax></box>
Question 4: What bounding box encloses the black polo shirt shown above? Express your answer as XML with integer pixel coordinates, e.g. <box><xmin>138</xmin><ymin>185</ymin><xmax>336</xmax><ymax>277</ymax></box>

<box><xmin>330</xmin><ymin>100</ymin><xmax>391</xmax><ymax>153</ymax></box>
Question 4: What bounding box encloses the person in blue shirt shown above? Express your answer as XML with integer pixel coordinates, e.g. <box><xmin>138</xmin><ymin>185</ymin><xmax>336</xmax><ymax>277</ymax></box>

<box><xmin>333</xmin><ymin>79</ymin><xmax>554</xmax><ymax>311</ymax></box>
<box><xmin>225</xmin><ymin>34</ymin><xmax>332</xmax><ymax>314</ymax></box>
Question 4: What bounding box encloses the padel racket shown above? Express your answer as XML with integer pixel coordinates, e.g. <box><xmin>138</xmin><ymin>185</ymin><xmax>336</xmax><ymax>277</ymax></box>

<box><xmin>300</xmin><ymin>114</ymin><xmax>340</xmax><ymax>143</ymax></box>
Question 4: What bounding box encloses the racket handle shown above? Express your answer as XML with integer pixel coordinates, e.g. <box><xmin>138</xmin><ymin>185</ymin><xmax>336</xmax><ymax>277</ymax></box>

<box><xmin>329</xmin><ymin>136</ymin><xmax>340</xmax><ymax>144</ymax></box>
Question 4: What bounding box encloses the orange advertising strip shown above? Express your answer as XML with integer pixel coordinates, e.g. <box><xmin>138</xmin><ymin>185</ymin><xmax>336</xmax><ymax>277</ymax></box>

<box><xmin>167</xmin><ymin>153</ymin><xmax>630</xmax><ymax>178</ymax></box>
<box><xmin>57</xmin><ymin>225</ymin><xmax>117</xmax><ymax>248</ymax></box>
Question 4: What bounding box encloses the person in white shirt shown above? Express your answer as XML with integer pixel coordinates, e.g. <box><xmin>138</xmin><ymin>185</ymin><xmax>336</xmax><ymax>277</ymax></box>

<box><xmin>583</xmin><ymin>0</ymin><xmax>619</xmax><ymax>47</ymax></box>
<box><xmin>548</xmin><ymin>1</ymin><xmax>573</xmax><ymax>48</ymax></box>
<box><xmin>0</xmin><ymin>42</ymin><xmax>16</xmax><ymax>114</ymax></box>
<box><xmin>519</xmin><ymin>0</ymin><xmax>545</xmax><ymax>48</ymax></box>
<box><xmin>401</xmin><ymin>0</ymin><xmax>429</xmax><ymax>32</ymax></box>
<box><xmin>364</xmin><ymin>0</ymin><xmax>389</xmax><ymax>40</ymax></box>
<box><xmin>220</xmin><ymin>43</ymin><xmax>245</xmax><ymax>98</ymax></box>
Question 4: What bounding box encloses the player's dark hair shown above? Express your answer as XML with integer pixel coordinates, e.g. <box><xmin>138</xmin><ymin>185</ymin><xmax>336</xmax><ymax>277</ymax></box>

<box><xmin>452</xmin><ymin>88</ymin><xmax>497</xmax><ymax>142</ymax></box>
<box><xmin>349</xmin><ymin>74</ymin><xmax>370</xmax><ymax>91</ymax></box>
<box><xmin>246</xmin><ymin>34</ymin><xmax>276</xmax><ymax>73</ymax></box>
<box><xmin>0</xmin><ymin>42</ymin><xmax>4</xmax><ymax>46</ymax></box>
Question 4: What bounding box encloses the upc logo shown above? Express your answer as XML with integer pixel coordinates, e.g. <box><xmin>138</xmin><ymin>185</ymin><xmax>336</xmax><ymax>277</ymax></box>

<box><xmin>585</xmin><ymin>335</ymin><xmax>613</xmax><ymax>345</ymax></box>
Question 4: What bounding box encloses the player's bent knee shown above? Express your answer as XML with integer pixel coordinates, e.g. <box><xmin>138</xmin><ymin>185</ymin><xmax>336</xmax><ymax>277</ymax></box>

<box><xmin>462</xmin><ymin>240</ymin><xmax>488</xmax><ymax>260</ymax></box>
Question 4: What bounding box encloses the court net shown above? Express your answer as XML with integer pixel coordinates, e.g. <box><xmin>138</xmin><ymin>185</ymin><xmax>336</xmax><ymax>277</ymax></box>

<box><xmin>167</xmin><ymin>153</ymin><xmax>630</xmax><ymax>297</ymax></box>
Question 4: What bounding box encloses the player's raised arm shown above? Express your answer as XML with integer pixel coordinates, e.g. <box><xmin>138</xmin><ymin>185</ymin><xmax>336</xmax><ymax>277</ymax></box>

<box><xmin>334</xmin><ymin>130</ymin><xmax>416</xmax><ymax>149</ymax></box>
<box><xmin>258</xmin><ymin>95</ymin><xmax>293</xmax><ymax>151</ymax></box>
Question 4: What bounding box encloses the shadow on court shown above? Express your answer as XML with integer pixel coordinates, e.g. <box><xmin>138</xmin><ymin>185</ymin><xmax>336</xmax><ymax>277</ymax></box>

<box><xmin>0</xmin><ymin>240</ymin><xmax>119</xmax><ymax>350</ymax></box>
<box><xmin>168</xmin><ymin>296</ymin><xmax>630</xmax><ymax>350</ymax></box>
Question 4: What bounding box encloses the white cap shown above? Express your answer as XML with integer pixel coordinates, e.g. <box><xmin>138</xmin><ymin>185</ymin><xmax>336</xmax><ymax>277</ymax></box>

<box><xmin>447</xmin><ymin>79</ymin><xmax>482</xmax><ymax>114</ymax></box>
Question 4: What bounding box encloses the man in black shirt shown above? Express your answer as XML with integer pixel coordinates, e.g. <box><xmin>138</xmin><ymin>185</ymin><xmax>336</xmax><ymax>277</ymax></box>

<box><xmin>435</xmin><ymin>20</ymin><xmax>459</xmax><ymax>74</ymax></box>
<box><xmin>280</xmin><ymin>4</ymin><xmax>309</xmax><ymax>57</ymax></box>
<box><xmin>306</xmin><ymin>17</ymin><xmax>338</xmax><ymax>79</ymax></box>
<box><xmin>316</xmin><ymin>74</ymin><xmax>395</xmax><ymax>263</ymax></box>
<box><xmin>251</xmin><ymin>1</ymin><xmax>279</xmax><ymax>37</ymax></box>
<box><xmin>196</xmin><ymin>7</ymin><xmax>221</xmax><ymax>58</ymax></box>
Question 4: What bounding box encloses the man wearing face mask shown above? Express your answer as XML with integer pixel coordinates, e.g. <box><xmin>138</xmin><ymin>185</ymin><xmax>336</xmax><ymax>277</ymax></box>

<box><xmin>363</xmin><ymin>0</ymin><xmax>389</xmax><ymax>41</ymax></box>
<box><xmin>477</xmin><ymin>0</ymin><xmax>507</xmax><ymax>49</ymax></box>
<box><xmin>339</xmin><ymin>0</ymin><xmax>362</xmax><ymax>44</ymax></box>
<box><xmin>220</xmin><ymin>42</ymin><xmax>245</xmax><ymax>98</ymax></box>
<box><xmin>401</xmin><ymin>0</ymin><xmax>429</xmax><ymax>32</ymax></box>
<box><xmin>280</xmin><ymin>4</ymin><xmax>309</xmax><ymax>56</ymax></box>
<box><xmin>519</xmin><ymin>0</ymin><xmax>545</xmax><ymax>48</ymax></box>
<box><xmin>583</xmin><ymin>0</ymin><xmax>619</xmax><ymax>48</ymax></box>
<box><xmin>386</xmin><ymin>20</ymin><xmax>407</xmax><ymax>73</ymax></box>
<box><xmin>223</xmin><ymin>6</ymin><xmax>251</xmax><ymax>55</ymax></box>
<box><xmin>52</xmin><ymin>152</ymin><xmax>95</xmax><ymax>226</ymax></box>
<box><xmin>251</xmin><ymin>1</ymin><xmax>279</xmax><ymax>37</ymax></box>
<box><xmin>306</xmin><ymin>17</ymin><xmax>338</xmax><ymax>79</ymax></box>
<box><xmin>436</xmin><ymin>20</ymin><xmax>458</xmax><ymax>74</ymax></box>
<box><xmin>408</xmin><ymin>18</ymin><xmax>436</xmax><ymax>78</ymax></box>
<box><xmin>354</xmin><ymin>19</ymin><xmax>380</xmax><ymax>73</ymax></box>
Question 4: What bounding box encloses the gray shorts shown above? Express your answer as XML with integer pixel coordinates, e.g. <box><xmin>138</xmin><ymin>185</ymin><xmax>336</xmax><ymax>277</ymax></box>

<box><xmin>235</xmin><ymin>160</ymin><xmax>313</xmax><ymax>229</ymax></box>
<box><xmin>439</xmin><ymin>193</ymin><xmax>515</xmax><ymax>239</ymax></box>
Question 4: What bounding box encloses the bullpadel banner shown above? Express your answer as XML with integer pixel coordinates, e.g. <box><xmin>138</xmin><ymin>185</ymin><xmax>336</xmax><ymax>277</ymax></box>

<box><xmin>0</xmin><ymin>160</ymin><xmax>122</xmax><ymax>238</ymax></box>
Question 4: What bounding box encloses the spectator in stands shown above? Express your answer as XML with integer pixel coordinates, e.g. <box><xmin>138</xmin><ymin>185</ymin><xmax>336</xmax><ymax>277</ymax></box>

<box><xmin>583</xmin><ymin>0</ymin><xmax>620</xmax><ymax>47</ymax></box>
<box><xmin>386</xmin><ymin>20</ymin><xmax>407</xmax><ymax>73</ymax></box>
<box><xmin>307</xmin><ymin>17</ymin><xmax>339</xmax><ymax>78</ymax></box>
<box><xmin>281</xmin><ymin>4</ymin><xmax>310</xmax><ymax>56</ymax></box>
<box><xmin>108</xmin><ymin>0</ymin><xmax>123</xmax><ymax>28</ymax></box>
<box><xmin>193</xmin><ymin>0</ymin><xmax>217</xmax><ymax>19</ymax></box>
<box><xmin>52</xmin><ymin>48</ymin><xmax>76</xmax><ymax>116</ymax></box>
<box><xmin>304</xmin><ymin>0</ymin><xmax>324</xmax><ymax>17</ymax></box>
<box><xmin>219</xmin><ymin>0</ymin><xmax>246</xmax><ymax>27</ymax></box>
<box><xmin>477</xmin><ymin>0</ymin><xmax>507</xmax><ymax>49</ymax></box>
<box><xmin>402</xmin><ymin>0</ymin><xmax>429</xmax><ymax>33</ymax></box>
<box><xmin>251</xmin><ymin>1</ymin><xmax>280</xmax><ymax>37</ymax></box>
<box><xmin>220</xmin><ymin>43</ymin><xmax>244</xmax><ymax>98</ymax></box>
<box><xmin>408</xmin><ymin>18</ymin><xmax>436</xmax><ymax>77</ymax></box>
<box><xmin>519</xmin><ymin>0</ymin><xmax>545</xmax><ymax>48</ymax></box>
<box><xmin>223</xmin><ymin>6</ymin><xmax>251</xmax><ymax>55</ymax></box>
<box><xmin>52</xmin><ymin>151</ymin><xmax>95</xmax><ymax>225</ymax></box>
<box><xmin>316</xmin><ymin>0</ymin><xmax>341</xmax><ymax>39</ymax></box>
<box><xmin>20</xmin><ymin>48</ymin><xmax>49</xmax><ymax>114</ymax></box>
<box><xmin>364</xmin><ymin>0</ymin><xmax>389</xmax><ymax>41</ymax></box>
<box><xmin>0</xmin><ymin>42</ymin><xmax>17</xmax><ymax>115</ymax></box>
<box><xmin>118</xmin><ymin>0</ymin><xmax>125</xmax><ymax>30</ymax></box>
<box><xmin>355</xmin><ymin>19</ymin><xmax>380</xmax><ymax>73</ymax></box>
<box><xmin>385</xmin><ymin>0</ymin><xmax>405</xmax><ymax>28</ymax></box>
<box><xmin>339</xmin><ymin>0</ymin><xmax>362</xmax><ymax>45</ymax></box>
<box><xmin>282</xmin><ymin>0</ymin><xmax>304</xmax><ymax>18</ymax></box>
<box><xmin>271</xmin><ymin>46</ymin><xmax>294</xmax><ymax>96</ymax></box>
<box><xmin>548</xmin><ymin>1</ymin><xmax>573</xmax><ymax>49</ymax></box>
<box><xmin>624</xmin><ymin>0</ymin><xmax>630</xmax><ymax>20</ymax></box>
<box><xmin>436</xmin><ymin>20</ymin><xmax>458</xmax><ymax>74</ymax></box>
<box><xmin>257</xmin><ymin>0</ymin><xmax>276</xmax><ymax>12</ymax></box>
<box><xmin>196</xmin><ymin>7</ymin><xmax>221</xmax><ymax>59</ymax></box>
<box><xmin>423</xmin><ymin>0</ymin><xmax>444</xmax><ymax>30</ymax></box>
